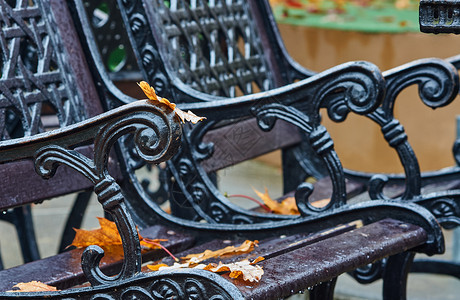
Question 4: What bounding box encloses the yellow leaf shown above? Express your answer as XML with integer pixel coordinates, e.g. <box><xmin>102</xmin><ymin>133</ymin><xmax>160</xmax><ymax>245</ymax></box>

<box><xmin>147</xmin><ymin>263</ymin><xmax>169</xmax><ymax>271</ymax></box>
<box><xmin>70</xmin><ymin>217</ymin><xmax>121</xmax><ymax>248</ymax></box>
<box><xmin>250</xmin><ymin>256</ymin><xmax>265</xmax><ymax>264</ymax></box>
<box><xmin>147</xmin><ymin>258</ymin><xmax>265</xmax><ymax>282</ymax></box>
<box><xmin>174</xmin><ymin>108</ymin><xmax>206</xmax><ymax>124</ymax></box>
<box><xmin>137</xmin><ymin>81</ymin><xmax>176</xmax><ymax>110</ymax></box>
<box><xmin>181</xmin><ymin>240</ymin><xmax>258</xmax><ymax>265</ymax></box>
<box><xmin>7</xmin><ymin>281</ymin><xmax>58</xmax><ymax>292</ymax></box>
<box><xmin>203</xmin><ymin>260</ymin><xmax>264</xmax><ymax>282</ymax></box>
<box><xmin>138</xmin><ymin>81</ymin><xmax>206</xmax><ymax>123</ymax></box>
<box><xmin>70</xmin><ymin>217</ymin><xmax>167</xmax><ymax>251</ymax></box>
<box><xmin>253</xmin><ymin>188</ymin><xmax>299</xmax><ymax>215</ymax></box>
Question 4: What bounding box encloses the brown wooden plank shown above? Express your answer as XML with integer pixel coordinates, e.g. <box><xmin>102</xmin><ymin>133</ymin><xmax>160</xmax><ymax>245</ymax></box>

<box><xmin>0</xmin><ymin>146</ymin><xmax>121</xmax><ymax>210</ymax></box>
<box><xmin>201</xmin><ymin>118</ymin><xmax>301</xmax><ymax>172</ymax></box>
<box><xmin>232</xmin><ymin>219</ymin><xmax>427</xmax><ymax>300</ymax></box>
<box><xmin>0</xmin><ymin>225</ymin><xmax>194</xmax><ymax>291</ymax></box>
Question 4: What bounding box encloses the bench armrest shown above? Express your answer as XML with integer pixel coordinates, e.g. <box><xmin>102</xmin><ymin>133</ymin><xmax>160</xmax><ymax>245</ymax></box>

<box><xmin>0</xmin><ymin>100</ymin><xmax>182</xmax><ymax>287</ymax></box>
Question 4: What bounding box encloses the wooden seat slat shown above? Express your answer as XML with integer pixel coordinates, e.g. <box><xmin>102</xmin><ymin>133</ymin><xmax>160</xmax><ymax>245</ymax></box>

<box><xmin>0</xmin><ymin>225</ymin><xmax>194</xmax><ymax>291</ymax></box>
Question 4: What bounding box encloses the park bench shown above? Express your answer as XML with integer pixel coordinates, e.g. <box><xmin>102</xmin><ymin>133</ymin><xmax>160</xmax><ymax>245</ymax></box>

<box><xmin>78</xmin><ymin>0</ymin><xmax>460</xmax><ymax>289</ymax></box>
<box><xmin>0</xmin><ymin>0</ymin><xmax>449</xmax><ymax>299</ymax></box>
<box><xmin>70</xmin><ymin>0</ymin><xmax>460</xmax><ymax>297</ymax></box>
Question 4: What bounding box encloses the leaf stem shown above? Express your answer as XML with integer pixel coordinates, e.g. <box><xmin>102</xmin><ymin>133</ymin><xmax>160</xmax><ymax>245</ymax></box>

<box><xmin>227</xmin><ymin>194</ymin><xmax>272</xmax><ymax>212</ymax></box>
<box><xmin>143</xmin><ymin>238</ymin><xmax>179</xmax><ymax>262</ymax></box>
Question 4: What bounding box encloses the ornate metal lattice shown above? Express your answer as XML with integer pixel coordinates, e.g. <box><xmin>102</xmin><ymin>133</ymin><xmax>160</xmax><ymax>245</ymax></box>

<box><xmin>82</xmin><ymin>0</ymin><xmax>140</xmax><ymax>78</ymax></box>
<box><xmin>0</xmin><ymin>0</ymin><xmax>85</xmax><ymax>141</ymax></box>
<box><xmin>150</xmin><ymin>0</ymin><xmax>272</xmax><ymax>97</ymax></box>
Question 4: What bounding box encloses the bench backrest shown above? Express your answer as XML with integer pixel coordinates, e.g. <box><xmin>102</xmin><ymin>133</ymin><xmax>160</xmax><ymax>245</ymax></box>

<box><xmin>110</xmin><ymin>0</ymin><xmax>312</xmax><ymax>100</ymax></box>
<box><xmin>0</xmin><ymin>0</ymin><xmax>108</xmax><ymax>209</ymax></box>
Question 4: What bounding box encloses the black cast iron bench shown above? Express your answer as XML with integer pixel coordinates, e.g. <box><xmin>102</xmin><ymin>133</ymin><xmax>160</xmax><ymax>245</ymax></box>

<box><xmin>0</xmin><ymin>0</ymin><xmax>448</xmax><ymax>299</ymax></box>
<box><xmin>73</xmin><ymin>0</ymin><xmax>460</xmax><ymax>290</ymax></box>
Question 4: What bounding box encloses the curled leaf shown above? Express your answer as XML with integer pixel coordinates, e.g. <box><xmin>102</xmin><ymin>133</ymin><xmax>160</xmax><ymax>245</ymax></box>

<box><xmin>7</xmin><ymin>281</ymin><xmax>58</xmax><ymax>292</ymax></box>
<box><xmin>70</xmin><ymin>217</ymin><xmax>167</xmax><ymax>251</ymax></box>
<box><xmin>137</xmin><ymin>81</ymin><xmax>176</xmax><ymax>110</ymax></box>
<box><xmin>203</xmin><ymin>260</ymin><xmax>264</xmax><ymax>282</ymax></box>
<box><xmin>147</xmin><ymin>257</ymin><xmax>265</xmax><ymax>282</ymax></box>
<box><xmin>181</xmin><ymin>240</ymin><xmax>258</xmax><ymax>264</ymax></box>
<box><xmin>253</xmin><ymin>188</ymin><xmax>299</xmax><ymax>215</ymax></box>
<box><xmin>174</xmin><ymin>109</ymin><xmax>206</xmax><ymax>124</ymax></box>
<box><xmin>138</xmin><ymin>81</ymin><xmax>206</xmax><ymax>124</ymax></box>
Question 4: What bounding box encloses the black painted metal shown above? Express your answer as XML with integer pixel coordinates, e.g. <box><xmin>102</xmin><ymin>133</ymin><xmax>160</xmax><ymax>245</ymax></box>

<box><xmin>0</xmin><ymin>1</ymin><xmax>448</xmax><ymax>299</ymax></box>
<box><xmin>411</xmin><ymin>259</ymin><xmax>460</xmax><ymax>279</ymax></box>
<box><xmin>309</xmin><ymin>277</ymin><xmax>337</xmax><ymax>300</ymax></box>
<box><xmin>420</xmin><ymin>0</ymin><xmax>460</xmax><ymax>34</ymax></box>
<box><xmin>81</xmin><ymin>0</ymin><xmax>141</xmax><ymax>80</ymax></box>
<box><xmin>0</xmin><ymin>0</ymin><xmax>92</xmax><ymax>268</ymax></box>
<box><xmin>382</xmin><ymin>252</ymin><xmax>416</xmax><ymax>300</ymax></box>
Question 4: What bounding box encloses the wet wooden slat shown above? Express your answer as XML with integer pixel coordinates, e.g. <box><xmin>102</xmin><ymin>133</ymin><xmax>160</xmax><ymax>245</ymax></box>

<box><xmin>0</xmin><ymin>225</ymin><xmax>194</xmax><ymax>291</ymax></box>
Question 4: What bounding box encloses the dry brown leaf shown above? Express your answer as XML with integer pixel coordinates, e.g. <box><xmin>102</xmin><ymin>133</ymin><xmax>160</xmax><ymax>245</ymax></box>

<box><xmin>70</xmin><ymin>217</ymin><xmax>166</xmax><ymax>251</ymax></box>
<box><xmin>253</xmin><ymin>188</ymin><xmax>299</xmax><ymax>215</ymax></box>
<box><xmin>147</xmin><ymin>263</ymin><xmax>169</xmax><ymax>271</ymax></box>
<box><xmin>174</xmin><ymin>109</ymin><xmax>206</xmax><ymax>124</ymax></box>
<box><xmin>147</xmin><ymin>256</ymin><xmax>265</xmax><ymax>282</ymax></box>
<box><xmin>7</xmin><ymin>281</ymin><xmax>58</xmax><ymax>292</ymax></box>
<box><xmin>70</xmin><ymin>217</ymin><xmax>122</xmax><ymax>248</ymax></box>
<box><xmin>137</xmin><ymin>81</ymin><xmax>176</xmax><ymax>110</ymax></box>
<box><xmin>250</xmin><ymin>256</ymin><xmax>265</xmax><ymax>264</ymax></box>
<box><xmin>138</xmin><ymin>81</ymin><xmax>205</xmax><ymax>124</ymax></box>
<box><xmin>181</xmin><ymin>240</ymin><xmax>258</xmax><ymax>264</ymax></box>
<box><xmin>203</xmin><ymin>259</ymin><xmax>264</xmax><ymax>282</ymax></box>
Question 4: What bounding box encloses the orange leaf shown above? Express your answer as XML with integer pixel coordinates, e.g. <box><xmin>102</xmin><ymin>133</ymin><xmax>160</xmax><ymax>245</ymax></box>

<box><xmin>146</xmin><ymin>257</ymin><xmax>265</xmax><ymax>282</ymax></box>
<box><xmin>181</xmin><ymin>240</ymin><xmax>258</xmax><ymax>264</ymax></box>
<box><xmin>70</xmin><ymin>217</ymin><xmax>167</xmax><ymax>251</ymax></box>
<box><xmin>70</xmin><ymin>217</ymin><xmax>122</xmax><ymax>248</ymax></box>
<box><xmin>140</xmin><ymin>238</ymin><xmax>169</xmax><ymax>250</ymax></box>
<box><xmin>137</xmin><ymin>81</ymin><xmax>176</xmax><ymax>110</ymax></box>
<box><xmin>147</xmin><ymin>263</ymin><xmax>169</xmax><ymax>271</ymax></box>
<box><xmin>7</xmin><ymin>281</ymin><xmax>58</xmax><ymax>292</ymax></box>
<box><xmin>202</xmin><ymin>259</ymin><xmax>264</xmax><ymax>282</ymax></box>
<box><xmin>253</xmin><ymin>188</ymin><xmax>299</xmax><ymax>215</ymax></box>
<box><xmin>137</xmin><ymin>81</ymin><xmax>206</xmax><ymax>124</ymax></box>
<box><xmin>250</xmin><ymin>256</ymin><xmax>265</xmax><ymax>264</ymax></box>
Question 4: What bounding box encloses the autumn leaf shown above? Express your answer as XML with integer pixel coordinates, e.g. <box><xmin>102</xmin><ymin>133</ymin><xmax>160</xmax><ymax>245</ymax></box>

<box><xmin>70</xmin><ymin>217</ymin><xmax>167</xmax><ymax>251</ymax></box>
<box><xmin>70</xmin><ymin>217</ymin><xmax>121</xmax><ymax>248</ymax></box>
<box><xmin>138</xmin><ymin>81</ymin><xmax>205</xmax><ymax>124</ymax></box>
<box><xmin>147</xmin><ymin>256</ymin><xmax>265</xmax><ymax>282</ymax></box>
<box><xmin>137</xmin><ymin>81</ymin><xmax>176</xmax><ymax>110</ymax></box>
<box><xmin>203</xmin><ymin>259</ymin><xmax>264</xmax><ymax>282</ymax></box>
<box><xmin>253</xmin><ymin>188</ymin><xmax>299</xmax><ymax>215</ymax></box>
<box><xmin>7</xmin><ymin>281</ymin><xmax>58</xmax><ymax>292</ymax></box>
<box><xmin>181</xmin><ymin>240</ymin><xmax>258</xmax><ymax>265</ymax></box>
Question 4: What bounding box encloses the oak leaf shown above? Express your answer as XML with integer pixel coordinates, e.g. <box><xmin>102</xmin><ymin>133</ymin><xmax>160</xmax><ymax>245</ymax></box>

<box><xmin>147</xmin><ymin>256</ymin><xmax>265</xmax><ymax>282</ymax></box>
<box><xmin>138</xmin><ymin>81</ymin><xmax>205</xmax><ymax>124</ymax></box>
<box><xmin>181</xmin><ymin>240</ymin><xmax>258</xmax><ymax>264</ymax></box>
<box><xmin>203</xmin><ymin>259</ymin><xmax>264</xmax><ymax>282</ymax></box>
<box><xmin>70</xmin><ymin>217</ymin><xmax>166</xmax><ymax>251</ymax></box>
<box><xmin>253</xmin><ymin>188</ymin><xmax>299</xmax><ymax>215</ymax></box>
<box><xmin>7</xmin><ymin>281</ymin><xmax>58</xmax><ymax>292</ymax></box>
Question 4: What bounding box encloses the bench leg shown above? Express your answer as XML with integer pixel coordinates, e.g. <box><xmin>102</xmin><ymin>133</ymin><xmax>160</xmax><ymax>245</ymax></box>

<box><xmin>382</xmin><ymin>251</ymin><xmax>415</xmax><ymax>300</ymax></box>
<box><xmin>411</xmin><ymin>258</ymin><xmax>460</xmax><ymax>279</ymax></box>
<box><xmin>309</xmin><ymin>277</ymin><xmax>337</xmax><ymax>300</ymax></box>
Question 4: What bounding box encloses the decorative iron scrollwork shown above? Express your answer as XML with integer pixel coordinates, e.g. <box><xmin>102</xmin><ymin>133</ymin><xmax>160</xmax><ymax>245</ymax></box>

<box><xmin>32</xmin><ymin>101</ymin><xmax>181</xmax><ymax>286</ymax></box>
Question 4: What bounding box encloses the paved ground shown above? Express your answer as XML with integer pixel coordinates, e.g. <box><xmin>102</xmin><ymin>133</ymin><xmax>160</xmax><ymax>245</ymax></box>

<box><xmin>1</xmin><ymin>158</ymin><xmax>459</xmax><ymax>299</ymax></box>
